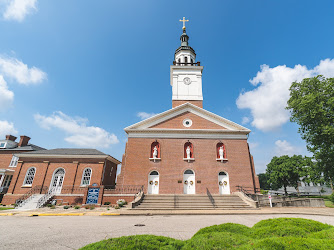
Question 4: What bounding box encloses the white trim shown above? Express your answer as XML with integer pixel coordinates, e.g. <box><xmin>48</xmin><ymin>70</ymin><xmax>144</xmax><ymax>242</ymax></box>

<box><xmin>103</xmin><ymin>194</ymin><xmax>136</xmax><ymax>197</ymax></box>
<box><xmin>124</xmin><ymin>103</ymin><xmax>251</xmax><ymax>132</ymax></box>
<box><xmin>54</xmin><ymin>194</ymin><xmax>84</xmax><ymax>197</ymax></box>
<box><xmin>81</xmin><ymin>167</ymin><xmax>92</xmax><ymax>186</ymax></box>
<box><xmin>23</xmin><ymin>167</ymin><xmax>36</xmax><ymax>186</ymax></box>
<box><xmin>128</xmin><ymin>132</ymin><xmax>248</xmax><ymax>139</ymax></box>
<box><xmin>149</xmin><ymin>158</ymin><xmax>161</xmax><ymax>162</ymax></box>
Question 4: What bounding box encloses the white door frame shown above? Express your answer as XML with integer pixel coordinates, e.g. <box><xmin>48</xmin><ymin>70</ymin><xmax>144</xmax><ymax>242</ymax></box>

<box><xmin>148</xmin><ymin>170</ymin><xmax>159</xmax><ymax>194</ymax></box>
<box><xmin>50</xmin><ymin>168</ymin><xmax>65</xmax><ymax>195</ymax></box>
<box><xmin>218</xmin><ymin>171</ymin><xmax>230</xmax><ymax>195</ymax></box>
<box><xmin>183</xmin><ymin>169</ymin><xmax>195</xmax><ymax>194</ymax></box>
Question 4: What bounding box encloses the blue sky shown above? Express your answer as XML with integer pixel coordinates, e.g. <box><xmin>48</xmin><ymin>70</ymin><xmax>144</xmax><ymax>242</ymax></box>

<box><xmin>1</xmin><ymin>0</ymin><xmax>334</xmax><ymax>174</ymax></box>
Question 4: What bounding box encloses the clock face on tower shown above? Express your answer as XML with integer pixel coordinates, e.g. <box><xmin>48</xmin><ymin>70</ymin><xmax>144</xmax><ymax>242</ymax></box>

<box><xmin>183</xmin><ymin>77</ymin><xmax>191</xmax><ymax>85</ymax></box>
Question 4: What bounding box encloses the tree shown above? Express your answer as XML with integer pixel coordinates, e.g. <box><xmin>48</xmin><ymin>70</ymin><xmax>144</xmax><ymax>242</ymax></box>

<box><xmin>287</xmin><ymin>76</ymin><xmax>334</xmax><ymax>189</ymax></box>
<box><xmin>266</xmin><ymin>155</ymin><xmax>309</xmax><ymax>195</ymax></box>
<box><xmin>258</xmin><ymin>173</ymin><xmax>270</xmax><ymax>190</ymax></box>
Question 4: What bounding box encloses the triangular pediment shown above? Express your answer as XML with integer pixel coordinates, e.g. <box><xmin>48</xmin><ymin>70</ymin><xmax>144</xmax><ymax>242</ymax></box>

<box><xmin>125</xmin><ymin>103</ymin><xmax>250</xmax><ymax>133</ymax></box>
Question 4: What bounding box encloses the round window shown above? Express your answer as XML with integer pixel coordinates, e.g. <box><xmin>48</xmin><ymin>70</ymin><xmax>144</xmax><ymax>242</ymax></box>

<box><xmin>183</xmin><ymin>119</ymin><xmax>192</xmax><ymax>127</ymax></box>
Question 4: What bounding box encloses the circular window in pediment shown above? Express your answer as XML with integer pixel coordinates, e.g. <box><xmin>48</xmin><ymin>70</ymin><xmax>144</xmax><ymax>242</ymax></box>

<box><xmin>183</xmin><ymin>119</ymin><xmax>192</xmax><ymax>127</ymax></box>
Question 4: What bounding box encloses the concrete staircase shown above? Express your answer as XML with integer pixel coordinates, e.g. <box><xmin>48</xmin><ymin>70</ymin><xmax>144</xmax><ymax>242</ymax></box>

<box><xmin>15</xmin><ymin>194</ymin><xmax>44</xmax><ymax>210</ymax></box>
<box><xmin>133</xmin><ymin>194</ymin><xmax>255</xmax><ymax>210</ymax></box>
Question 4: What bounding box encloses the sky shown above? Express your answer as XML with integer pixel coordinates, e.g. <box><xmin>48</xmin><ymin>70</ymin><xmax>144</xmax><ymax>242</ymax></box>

<box><xmin>1</xmin><ymin>0</ymin><xmax>334</xmax><ymax>174</ymax></box>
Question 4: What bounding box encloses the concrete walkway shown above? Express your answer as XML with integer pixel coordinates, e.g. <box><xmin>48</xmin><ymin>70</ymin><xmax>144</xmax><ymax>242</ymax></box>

<box><xmin>0</xmin><ymin>206</ymin><xmax>334</xmax><ymax>216</ymax></box>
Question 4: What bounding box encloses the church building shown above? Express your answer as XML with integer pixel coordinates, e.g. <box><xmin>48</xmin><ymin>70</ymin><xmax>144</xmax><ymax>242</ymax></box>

<box><xmin>117</xmin><ymin>19</ymin><xmax>260</xmax><ymax>196</ymax></box>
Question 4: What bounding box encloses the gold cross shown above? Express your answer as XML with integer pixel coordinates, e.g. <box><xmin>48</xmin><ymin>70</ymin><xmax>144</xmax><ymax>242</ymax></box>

<box><xmin>179</xmin><ymin>17</ymin><xmax>189</xmax><ymax>30</ymax></box>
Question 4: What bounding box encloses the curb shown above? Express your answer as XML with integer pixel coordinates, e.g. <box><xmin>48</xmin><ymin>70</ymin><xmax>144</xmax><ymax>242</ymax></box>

<box><xmin>0</xmin><ymin>213</ymin><xmax>13</xmax><ymax>216</ymax></box>
<box><xmin>29</xmin><ymin>213</ymin><xmax>85</xmax><ymax>216</ymax></box>
<box><xmin>100</xmin><ymin>213</ymin><xmax>121</xmax><ymax>216</ymax></box>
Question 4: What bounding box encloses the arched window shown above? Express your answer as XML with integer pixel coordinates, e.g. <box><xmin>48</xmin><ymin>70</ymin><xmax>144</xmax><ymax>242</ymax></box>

<box><xmin>184</xmin><ymin>142</ymin><xmax>194</xmax><ymax>158</ymax></box>
<box><xmin>150</xmin><ymin>171</ymin><xmax>159</xmax><ymax>175</ymax></box>
<box><xmin>219</xmin><ymin>171</ymin><xmax>227</xmax><ymax>176</ymax></box>
<box><xmin>23</xmin><ymin>167</ymin><xmax>36</xmax><ymax>186</ymax></box>
<box><xmin>150</xmin><ymin>141</ymin><xmax>161</xmax><ymax>159</ymax></box>
<box><xmin>184</xmin><ymin>169</ymin><xmax>194</xmax><ymax>174</ymax></box>
<box><xmin>184</xmin><ymin>57</ymin><xmax>188</xmax><ymax>64</ymax></box>
<box><xmin>191</xmin><ymin>58</ymin><xmax>194</xmax><ymax>65</ymax></box>
<box><xmin>81</xmin><ymin>168</ymin><xmax>92</xmax><ymax>186</ymax></box>
<box><xmin>216</xmin><ymin>142</ymin><xmax>226</xmax><ymax>159</ymax></box>
<box><xmin>178</xmin><ymin>58</ymin><xmax>181</xmax><ymax>65</ymax></box>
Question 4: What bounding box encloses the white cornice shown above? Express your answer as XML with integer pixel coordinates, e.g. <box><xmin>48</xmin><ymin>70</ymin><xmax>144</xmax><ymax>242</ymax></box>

<box><xmin>124</xmin><ymin>102</ymin><xmax>251</xmax><ymax>132</ymax></box>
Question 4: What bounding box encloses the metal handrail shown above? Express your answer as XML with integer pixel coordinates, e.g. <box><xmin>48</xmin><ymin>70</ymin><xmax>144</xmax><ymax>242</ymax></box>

<box><xmin>15</xmin><ymin>185</ymin><xmax>48</xmax><ymax>207</ymax></box>
<box><xmin>173</xmin><ymin>61</ymin><xmax>201</xmax><ymax>66</ymax></box>
<box><xmin>37</xmin><ymin>187</ymin><xmax>57</xmax><ymax>208</ymax></box>
<box><xmin>104</xmin><ymin>185</ymin><xmax>143</xmax><ymax>194</ymax></box>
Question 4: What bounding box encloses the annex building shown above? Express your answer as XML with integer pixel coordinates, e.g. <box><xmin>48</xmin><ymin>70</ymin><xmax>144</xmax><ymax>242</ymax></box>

<box><xmin>117</xmin><ymin>20</ymin><xmax>260</xmax><ymax>196</ymax></box>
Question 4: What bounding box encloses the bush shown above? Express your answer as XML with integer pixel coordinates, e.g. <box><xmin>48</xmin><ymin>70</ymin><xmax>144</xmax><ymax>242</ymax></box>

<box><xmin>74</xmin><ymin>206</ymin><xmax>81</xmax><ymax>209</ymax></box>
<box><xmin>50</xmin><ymin>205</ymin><xmax>55</xmax><ymax>209</ymax></box>
<box><xmin>329</xmin><ymin>193</ymin><xmax>334</xmax><ymax>203</ymax></box>
<box><xmin>79</xmin><ymin>218</ymin><xmax>334</xmax><ymax>250</ymax></box>
<box><xmin>46</xmin><ymin>204</ymin><xmax>53</xmax><ymax>207</ymax></box>
<box><xmin>184</xmin><ymin>232</ymin><xmax>250</xmax><ymax>249</ymax></box>
<box><xmin>63</xmin><ymin>205</ymin><xmax>70</xmax><ymax>209</ymax></box>
<box><xmin>194</xmin><ymin>223</ymin><xmax>252</xmax><ymax>237</ymax></box>
<box><xmin>104</xmin><ymin>202</ymin><xmax>111</xmax><ymax>205</ymax></box>
<box><xmin>80</xmin><ymin>235</ymin><xmax>184</xmax><ymax>250</ymax></box>
<box><xmin>116</xmin><ymin>199</ymin><xmax>127</xmax><ymax>207</ymax></box>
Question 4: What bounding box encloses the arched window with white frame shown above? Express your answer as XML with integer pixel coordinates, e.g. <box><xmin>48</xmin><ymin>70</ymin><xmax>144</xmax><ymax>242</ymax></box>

<box><xmin>23</xmin><ymin>167</ymin><xmax>36</xmax><ymax>186</ymax></box>
<box><xmin>81</xmin><ymin>168</ymin><xmax>92</xmax><ymax>186</ymax></box>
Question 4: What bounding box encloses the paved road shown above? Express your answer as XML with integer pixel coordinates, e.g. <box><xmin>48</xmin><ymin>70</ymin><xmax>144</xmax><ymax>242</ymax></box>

<box><xmin>1</xmin><ymin>214</ymin><xmax>334</xmax><ymax>250</ymax></box>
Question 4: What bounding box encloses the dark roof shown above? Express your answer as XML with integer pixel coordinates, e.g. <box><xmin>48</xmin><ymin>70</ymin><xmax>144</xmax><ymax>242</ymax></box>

<box><xmin>0</xmin><ymin>144</ymin><xmax>46</xmax><ymax>151</ymax></box>
<box><xmin>25</xmin><ymin>148</ymin><xmax>107</xmax><ymax>155</ymax></box>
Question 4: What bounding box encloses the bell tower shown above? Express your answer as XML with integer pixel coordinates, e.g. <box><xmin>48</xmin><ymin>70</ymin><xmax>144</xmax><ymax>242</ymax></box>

<box><xmin>171</xmin><ymin>17</ymin><xmax>204</xmax><ymax>108</ymax></box>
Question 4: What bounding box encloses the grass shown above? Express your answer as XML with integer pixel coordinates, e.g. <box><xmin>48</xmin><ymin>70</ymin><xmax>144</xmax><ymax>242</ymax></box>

<box><xmin>325</xmin><ymin>200</ymin><xmax>334</xmax><ymax>208</ymax></box>
<box><xmin>80</xmin><ymin>218</ymin><xmax>334</xmax><ymax>250</ymax></box>
<box><xmin>0</xmin><ymin>207</ymin><xmax>14</xmax><ymax>210</ymax></box>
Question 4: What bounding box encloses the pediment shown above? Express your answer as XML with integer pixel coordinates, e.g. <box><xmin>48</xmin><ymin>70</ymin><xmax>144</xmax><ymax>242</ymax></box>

<box><xmin>125</xmin><ymin>103</ymin><xmax>250</xmax><ymax>133</ymax></box>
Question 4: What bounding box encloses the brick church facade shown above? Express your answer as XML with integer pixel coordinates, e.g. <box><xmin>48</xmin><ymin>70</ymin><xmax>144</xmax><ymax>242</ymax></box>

<box><xmin>117</xmin><ymin>23</ymin><xmax>260</xmax><ymax>195</ymax></box>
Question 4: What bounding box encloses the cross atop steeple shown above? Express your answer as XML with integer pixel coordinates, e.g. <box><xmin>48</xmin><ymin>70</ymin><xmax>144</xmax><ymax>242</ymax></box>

<box><xmin>179</xmin><ymin>17</ymin><xmax>189</xmax><ymax>30</ymax></box>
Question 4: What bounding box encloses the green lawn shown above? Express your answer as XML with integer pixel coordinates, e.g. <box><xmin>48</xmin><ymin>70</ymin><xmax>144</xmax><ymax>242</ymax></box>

<box><xmin>80</xmin><ymin>218</ymin><xmax>334</xmax><ymax>249</ymax></box>
<box><xmin>325</xmin><ymin>200</ymin><xmax>334</xmax><ymax>208</ymax></box>
<box><xmin>0</xmin><ymin>207</ymin><xmax>14</xmax><ymax>210</ymax></box>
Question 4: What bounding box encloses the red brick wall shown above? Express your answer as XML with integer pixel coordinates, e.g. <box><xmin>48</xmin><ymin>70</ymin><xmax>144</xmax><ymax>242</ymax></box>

<box><xmin>172</xmin><ymin>100</ymin><xmax>203</xmax><ymax>108</ymax></box>
<box><xmin>150</xmin><ymin>112</ymin><xmax>226</xmax><ymax>130</ymax></box>
<box><xmin>119</xmin><ymin>138</ymin><xmax>257</xmax><ymax>194</ymax></box>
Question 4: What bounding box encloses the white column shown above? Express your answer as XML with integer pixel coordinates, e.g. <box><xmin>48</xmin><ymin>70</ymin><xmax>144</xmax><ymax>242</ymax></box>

<box><xmin>0</xmin><ymin>174</ymin><xmax>5</xmax><ymax>187</ymax></box>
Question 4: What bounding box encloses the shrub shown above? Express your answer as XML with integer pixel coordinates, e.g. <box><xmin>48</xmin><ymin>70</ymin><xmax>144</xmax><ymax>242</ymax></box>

<box><xmin>89</xmin><ymin>206</ymin><xmax>95</xmax><ymax>210</ymax></box>
<box><xmin>74</xmin><ymin>206</ymin><xmax>81</xmax><ymax>209</ymax></box>
<box><xmin>309</xmin><ymin>228</ymin><xmax>334</xmax><ymax>239</ymax></box>
<box><xmin>50</xmin><ymin>205</ymin><xmax>55</xmax><ymax>209</ymax></box>
<box><xmin>194</xmin><ymin>223</ymin><xmax>252</xmax><ymax>237</ymax></box>
<box><xmin>116</xmin><ymin>199</ymin><xmax>127</xmax><ymax>207</ymax></box>
<box><xmin>80</xmin><ymin>235</ymin><xmax>184</xmax><ymax>250</ymax></box>
<box><xmin>63</xmin><ymin>205</ymin><xmax>70</xmax><ymax>209</ymax></box>
<box><xmin>104</xmin><ymin>202</ymin><xmax>111</xmax><ymax>205</ymax></box>
<box><xmin>329</xmin><ymin>193</ymin><xmax>334</xmax><ymax>203</ymax></box>
<box><xmin>46</xmin><ymin>204</ymin><xmax>53</xmax><ymax>207</ymax></box>
<box><xmin>184</xmin><ymin>232</ymin><xmax>250</xmax><ymax>249</ymax></box>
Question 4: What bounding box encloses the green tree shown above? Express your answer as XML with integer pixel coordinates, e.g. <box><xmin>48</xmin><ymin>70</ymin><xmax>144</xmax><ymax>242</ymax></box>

<box><xmin>258</xmin><ymin>173</ymin><xmax>270</xmax><ymax>190</ymax></box>
<box><xmin>287</xmin><ymin>76</ymin><xmax>334</xmax><ymax>189</ymax></box>
<box><xmin>266</xmin><ymin>155</ymin><xmax>309</xmax><ymax>195</ymax></box>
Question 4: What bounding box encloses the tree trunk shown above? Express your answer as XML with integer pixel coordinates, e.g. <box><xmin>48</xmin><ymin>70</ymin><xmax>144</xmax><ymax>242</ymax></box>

<box><xmin>284</xmin><ymin>185</ymin><xmax>288</xmax><ymax>196</ymax></box>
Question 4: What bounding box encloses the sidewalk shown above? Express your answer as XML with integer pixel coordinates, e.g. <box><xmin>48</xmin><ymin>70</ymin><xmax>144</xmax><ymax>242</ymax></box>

<box><xmin>0</xmin><ymin>206</ymin><xmax>333</xmax><ymax>217</ymax></box>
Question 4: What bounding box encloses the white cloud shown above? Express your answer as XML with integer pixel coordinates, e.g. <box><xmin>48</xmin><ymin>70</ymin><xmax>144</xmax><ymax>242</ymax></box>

<box><xmin>275</xmin><ymin>140</ymin><xmax>300</xmax><ymax>157</ymax></box>
<box><xmin>0</xmin><ymin>55</ymin><xmax>47</xmax><ymax>85</ymax></box>
<box><xmin>3</xmin><ymin>0</ymin><xmax>37</xmax><ymax>22</ymax></box>
<box><xmin>0</xmin><ymin>75</ymin><xmax>14</xmax><ymax>111</ymax></box>
<box><xmin>242</xmin><ymin>117</ymin><xmax>250</xmax><ymax>125</ymax></box>
<box><xmin>34</xmin><ymin>111</ymin><xmax>119</xmax><ymax>148</ymax></box>
<box><xmin>137</xmin><ymin>112</ymin><xmax>157</xmax><ymax>120</ymax></box>
<box><xmin>0</xmin><ymin>120</ymin><xmax>17</xmax><ymax>138</ymax></box>
<box><xmin>236</xmin><ymin>58</ymin><xmax>334</xmax><ymax>132</ymax></box>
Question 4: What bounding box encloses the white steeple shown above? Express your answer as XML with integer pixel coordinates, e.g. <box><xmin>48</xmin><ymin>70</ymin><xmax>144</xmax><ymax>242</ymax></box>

<box><xmin>170</xmin><ymin>18</ymin><xmax>204</xmax><ymax>108</ymax></box>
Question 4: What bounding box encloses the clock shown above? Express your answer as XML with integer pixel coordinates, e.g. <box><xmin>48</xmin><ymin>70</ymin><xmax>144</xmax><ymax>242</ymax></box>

<box><xmin>183</xmin><ymin>77</ymin><xmax>191</xmax><ymax>85</ymax></box>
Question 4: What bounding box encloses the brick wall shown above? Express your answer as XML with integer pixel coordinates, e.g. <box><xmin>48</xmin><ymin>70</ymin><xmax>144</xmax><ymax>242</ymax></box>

<box><xmin>119</xmin><ymin>138</ymin><xmax>257</xmax><ymax>195</ymax></box>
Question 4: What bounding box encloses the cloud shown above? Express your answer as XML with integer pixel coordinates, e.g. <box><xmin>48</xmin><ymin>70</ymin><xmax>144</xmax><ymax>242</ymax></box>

<box><xmin>0</xmin><ymin>55</ymin><xmax>47</xmax><ymax>85</ymax></box>
<box><xmin>34</xmin><ymin>111</ymin><xmax>119</xmax><ymax>148</ymax></box>
<box><xmin>0</xmin><ymin>120</ymin><xmax>17</xmax><ymax>138</ymax></box>
<box><xmin>236</xmin><ymin>58</ymin><xmax>334</xmax><ymax>132</ymax></box>
<box><xmin>242</xmin><ymin>117</ymin><xmax>250</xmax><ymax>125</ymax></box>
<box><xmin>0</xmin><ymin>75</ymin><xmax>14</xmax><ymax>111</ymax></box>
<box><xmin>275</xmin><ymin>140</ymin><xmax>300</xmax><ymax>157</ymax></box>
<box><xmin>137</xmin><ymin>112</ymin><xmax>157</xmax><ymax>120</ymax></box>
<box><xmin>2</xmin><ymin>0</ymin><xmax>37</xmax><ymax>22</ymax></box>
